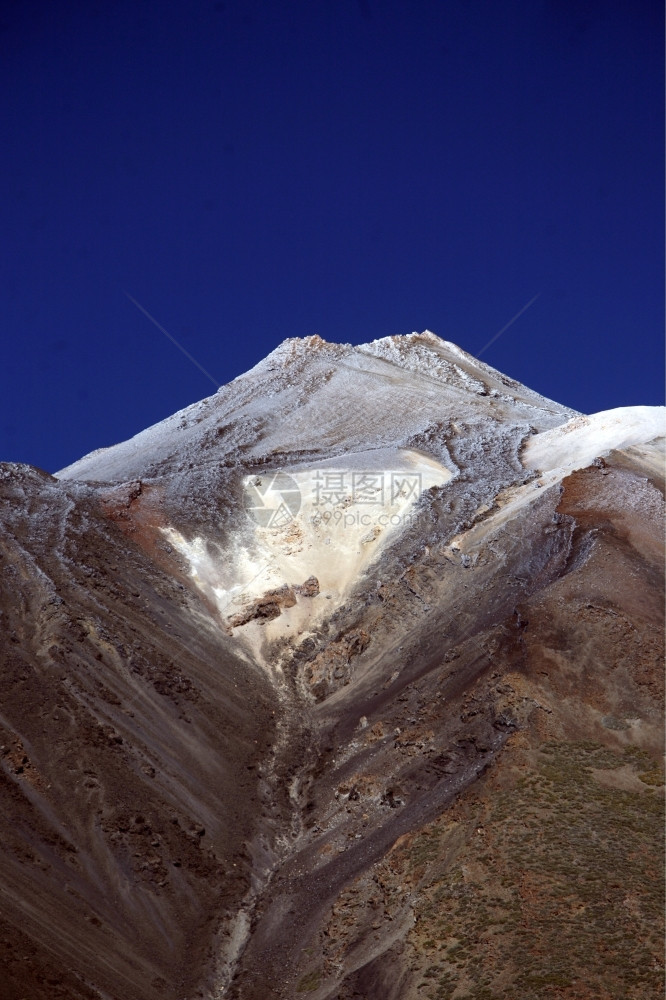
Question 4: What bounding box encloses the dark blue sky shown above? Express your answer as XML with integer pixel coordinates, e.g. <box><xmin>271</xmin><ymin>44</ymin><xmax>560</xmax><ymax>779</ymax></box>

<box><xmin>2</xmin><ymin>0</ymin><xmax>663</xmax><ymax>473</ymax></box>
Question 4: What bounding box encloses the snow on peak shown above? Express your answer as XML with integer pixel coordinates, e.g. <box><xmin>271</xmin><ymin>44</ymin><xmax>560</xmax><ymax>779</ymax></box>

<box><xmin>49</xmin><ymin>330</ymin><xmax>665</xmax><ymax>673</ymax></box>
<box><xmin>58</xmin><ymin>331</ymin><xmax>635</xmax><ymax>487</ymax></box>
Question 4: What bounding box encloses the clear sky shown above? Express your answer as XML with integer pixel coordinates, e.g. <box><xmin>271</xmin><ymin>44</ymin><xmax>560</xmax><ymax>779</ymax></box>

<box><xmin>2</xmin><ymin>0</ymin><xmax>663</xmax><ymax>474</ymax></box>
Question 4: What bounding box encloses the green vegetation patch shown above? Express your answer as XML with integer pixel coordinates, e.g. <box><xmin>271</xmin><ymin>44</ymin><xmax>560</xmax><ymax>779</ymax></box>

<box><xmin>296</xmin><ymin>968</ymin><xmax>322</xmax><ymax>992</ymax></box>
<box><xmin>406</xmin><ymin>740</ymin><xmax>665</xmax><ymax>1000</ymax></box>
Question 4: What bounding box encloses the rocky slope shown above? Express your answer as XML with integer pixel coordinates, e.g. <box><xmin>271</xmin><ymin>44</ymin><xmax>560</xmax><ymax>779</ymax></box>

<box><xmin>1</xmin><ymin>332</ymin><xmax>664</xmax><ymax>999</ymax></box>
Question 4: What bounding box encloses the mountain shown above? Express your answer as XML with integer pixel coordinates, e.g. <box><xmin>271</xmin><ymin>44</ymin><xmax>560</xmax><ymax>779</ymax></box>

<box><xmin>1</xmin><ymin>332</ymin><xmax>664</xmax><ymax>1000</ymax></box>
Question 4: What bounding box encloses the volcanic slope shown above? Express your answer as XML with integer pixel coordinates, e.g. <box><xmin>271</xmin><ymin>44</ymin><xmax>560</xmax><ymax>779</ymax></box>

<box><xmin>0</xmin><ymin>332</ymin><xmax>663</xmax><ymax>999</ymax></box>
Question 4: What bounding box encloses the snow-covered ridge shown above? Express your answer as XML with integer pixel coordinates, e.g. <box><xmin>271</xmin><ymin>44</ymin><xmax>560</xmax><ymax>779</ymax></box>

<box><xmin>523</xmin><ymin>406</ymin><xmax>666</xmax><ymax>476</ymax></box>
<box><xmin>55</xmin><ymin>332</ymin><xmax>573</xmax><ymax>483</ymax></box>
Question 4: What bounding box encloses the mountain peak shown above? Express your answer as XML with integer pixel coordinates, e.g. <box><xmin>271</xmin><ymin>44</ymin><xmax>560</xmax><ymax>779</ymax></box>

<box><xmin>2</xmin><ymin>329</ymin><xmax>664</xmax><ymax>999</ymax></box>
<box><xmin>56</xmin><ymin>332</ymin><xmax>573</xmax><ymax>482</ymax></box>
<box><xmin>54</xmin><ymin>332</ymin><xmax>664</xmax><ymax>669</ymax></box>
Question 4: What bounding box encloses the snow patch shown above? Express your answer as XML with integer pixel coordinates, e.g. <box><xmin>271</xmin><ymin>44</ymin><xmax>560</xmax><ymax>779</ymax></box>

<box><xmin>523</xmin><ymin>406</ymin><xmax>666</xmax><ymax>476</ymax></box>
<box><xmin>162</xmin><ymin>448</ymin><xmax>454</xmax><ymax>665</ymax></box>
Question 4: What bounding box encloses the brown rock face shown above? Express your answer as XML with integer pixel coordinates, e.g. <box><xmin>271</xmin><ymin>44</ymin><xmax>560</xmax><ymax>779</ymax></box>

<box><xmin>0</xmin><ymin>335</ymin><xmax>663</xmax><ymax>999</ymax></box>
<box><xmin>0</xmin><ymin>467</ymin><xmax>280</xmax><ymax>1000</ymax></box>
